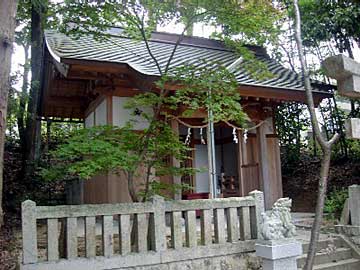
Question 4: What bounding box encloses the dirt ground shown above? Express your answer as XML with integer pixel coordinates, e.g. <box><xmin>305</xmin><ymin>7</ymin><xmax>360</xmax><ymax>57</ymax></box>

<box><xmin>0</xmin><ymin>217</ymin><xmax>22</xmax><ymax>270</ymax></box>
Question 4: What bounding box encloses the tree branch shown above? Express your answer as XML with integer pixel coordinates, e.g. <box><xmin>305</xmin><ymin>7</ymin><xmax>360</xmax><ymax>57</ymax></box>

<box><xmin>293</xmin><ymin>1</ymin><xmax>340</xmax><ymax>269</ymax></box>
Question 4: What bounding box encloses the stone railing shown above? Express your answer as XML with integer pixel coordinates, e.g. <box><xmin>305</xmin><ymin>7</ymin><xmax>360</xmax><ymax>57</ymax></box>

<box><xmin>20</xmin><ymin>191</ymin><xmax>264</xmax><ymax>270</ymax></box>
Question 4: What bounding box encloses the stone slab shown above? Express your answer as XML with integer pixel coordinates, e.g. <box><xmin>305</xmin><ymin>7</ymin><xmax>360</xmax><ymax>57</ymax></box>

<box><xmin>255</xmin><ymin>240</ymin><xmax>302</xmax><ymax>260</ymax></box>
<box><xmin>335</xmin><ymin>225</ymin><xmax>360</xmax><ymax>236</ymax></box>
<box><xmin>262</xmin><ymin>257</ymin><xmax>298</xmax><ymax>270</ymax></box>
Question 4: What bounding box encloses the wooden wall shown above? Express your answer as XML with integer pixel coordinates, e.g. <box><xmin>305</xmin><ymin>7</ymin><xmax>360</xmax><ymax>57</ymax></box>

<box><xmin>82</xmin><ymin>168</ymin><xmax>147</xmax><ymax>204</ymax></box>
<box><xmin>265</xmin><ymin>136</ymin><xmax>283</xmax><ymax>207</ymax></box>
<box><xmin>237</xmin><ymin>133</ymin><xmax>283</xmax><ymax>209</ymax></box>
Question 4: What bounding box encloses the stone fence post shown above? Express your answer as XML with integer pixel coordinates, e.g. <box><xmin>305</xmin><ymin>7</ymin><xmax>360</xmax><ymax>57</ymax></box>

<box><xmin>349</xmin><ymin>185</ymin><xmax>360</xmax><ymax>226</ymax></box>
<box><xmin>149</xmin><ymin>195</ymin><xmax>166</xmax><ymax>252</ymax></box>
<box><xmin>249</xmin><ymin>190</ymin><xmax>265</xmax><ymax>239</ymax></box>
<box><xmin>22</xmin><ymin>200</ymin><xmax>38</xmax><ymax>264</ymax></box>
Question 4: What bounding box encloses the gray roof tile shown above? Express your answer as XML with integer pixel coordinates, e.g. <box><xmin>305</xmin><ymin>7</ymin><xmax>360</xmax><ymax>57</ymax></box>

<box><xmin>45</xmin><ymin>30</ymin><xmax>332</xmax><ymax>94</ymax></box>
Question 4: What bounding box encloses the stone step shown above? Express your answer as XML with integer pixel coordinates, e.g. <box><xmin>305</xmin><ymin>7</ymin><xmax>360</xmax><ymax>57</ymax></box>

<box><xmin>297</xmin><ymin>248</ymin><xmax>352</xmax><ymax>268</ymax></box>
<box><xmin>302</xmin><ymin>238</ymin><xmax>343</xmax><ymax>253</ymax></box>
<box><xmin>310</xmin><ymin>258</ymin><xmax>360</xmax><ymax>270</ymax></box>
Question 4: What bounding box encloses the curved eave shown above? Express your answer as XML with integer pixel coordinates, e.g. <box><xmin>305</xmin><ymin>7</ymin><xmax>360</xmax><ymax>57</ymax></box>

<box><xmin>49</xmin><ymin>51</ymin><xmax>332</xmax><ymax>106</ymax></box>
<box><xmin>46</xmin><ymin>40</ymin><xmax>70</xmax><ymax>77</ymax></box>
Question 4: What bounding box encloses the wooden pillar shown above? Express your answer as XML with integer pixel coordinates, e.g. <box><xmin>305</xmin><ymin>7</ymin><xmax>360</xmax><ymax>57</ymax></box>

<box><xmin>170</xmin><ymin>119</ymin><xmax>181</xmax><ymax>200</ymax></box>
<box><xmin>256</xmin><ymin>124</ymin><xmax>271</xmax><ymax>209</ymax></box>
<box><xmin>237</xmin><ymin>130</ymin><xmax>245</xmax><ymax>196</ymax></box>
<box><xmin>106</xmin><ymin>95</ymin><xmax>113</xmax><ymax>125</ymax></box>
<box><xmin>274</xmin><ymin>136</ymin><xmax>283</xmax><ymax>199</ymax></box>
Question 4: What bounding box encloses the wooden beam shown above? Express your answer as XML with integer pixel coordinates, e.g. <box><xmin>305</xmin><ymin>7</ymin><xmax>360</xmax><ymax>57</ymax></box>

<box><xmin>164</xmin><ymin>83</ymin><xmax>330</xmax><ymax>105</ymax></box>
<box><xmin>238</xmin><ymin>85</ymin><xmax>329</xmax><ymax>105</ymax></box>
<box><xmin>63</xmin><ymin>58</ymin><xmax>129</xmax><ymax>74</ymax></box>
<box><xmin>85</xmin><ymin>95</ymin><xmax>106</xmax><ymax>118</ymax></box>
<box><xmin>94</xmin><ymin>86</ymin><xmax>144</xmax><ymax>97</ymax></box>
<box><xmin>44</xmin><ymin>96</ymin><xmax>87</xmax><ymax>107</ymax></box>
<box><xmin>66</xmin><ymin>70</ymin><xmax>127</xmax><ymax>81</ymax></box>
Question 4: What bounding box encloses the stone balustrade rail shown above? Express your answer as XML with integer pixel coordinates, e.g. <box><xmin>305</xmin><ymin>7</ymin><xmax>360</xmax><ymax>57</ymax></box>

<box><xmin>20</xmin><ymin>190</ymin><xmax>264</xmax><ymax>270</ymax></box>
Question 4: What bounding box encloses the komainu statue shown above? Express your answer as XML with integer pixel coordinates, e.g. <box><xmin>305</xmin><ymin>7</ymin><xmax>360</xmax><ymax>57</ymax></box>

<box><xmin>260</xmin><ymin>197</ymin><xmax>297</xmax><ymax>240</ymax></box>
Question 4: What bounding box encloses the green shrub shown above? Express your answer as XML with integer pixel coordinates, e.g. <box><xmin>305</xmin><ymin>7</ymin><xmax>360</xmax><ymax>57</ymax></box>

<box><xmin>324</xmin><ymin>188</ymin><xmax>348</xmax><ymax>220</ymax></box>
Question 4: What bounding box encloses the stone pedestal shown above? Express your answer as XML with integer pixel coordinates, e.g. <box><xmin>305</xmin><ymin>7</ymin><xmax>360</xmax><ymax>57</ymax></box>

<box><xmin>256</xmin><ymin>239</ymin><xmax>302</xmax><ymax>270</ymax></box>
<box><xmin>349</xmin><ymin>185</ymin><xmax>360</xmax><ymax>226</ymax></box>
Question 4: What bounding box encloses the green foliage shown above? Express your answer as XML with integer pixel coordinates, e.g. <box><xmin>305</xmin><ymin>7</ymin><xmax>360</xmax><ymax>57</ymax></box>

<box><xmin>275</xmin><ymin>102</ymin><xmax>309</xmax><ymax>166</ymax></box>
<box><xmin>43</xmin><ymin>125</ymin><xmax>152</xmax><ymax>180</ymax></box>
<box><xmin>163</xmin><ymin>63</ymin><xmax>248</xmax><ymax>125</ymax></box>
<box><xmin>296</xmin><ymin>0</ymin><xmax>360</xmax><ymax>52</ymax></box>
<box><xmin>324</xmin><ymin>188</ymin><xmax>348</xmax><ymax>220</ymax></box>
<box><xmin>346</xmin><ymin>140</ymin><xmax>360</xmax><ymax>160</ymax></box>
<box><xmin>138</xmin><ymin>181</ymin><xmax>193</xmax><ymax>201</ymax></box>
<box><xmin>42</xmin><ymin>122</ymin><xmax>198</xmax><ymax>201</ymax></box>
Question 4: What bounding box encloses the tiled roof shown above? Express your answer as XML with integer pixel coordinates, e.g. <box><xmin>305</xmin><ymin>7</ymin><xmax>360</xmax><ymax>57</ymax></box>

<box><xmin>45</xmin><ymin>29</ymin><xmax>332</xmax><ymax>93</ymax></box>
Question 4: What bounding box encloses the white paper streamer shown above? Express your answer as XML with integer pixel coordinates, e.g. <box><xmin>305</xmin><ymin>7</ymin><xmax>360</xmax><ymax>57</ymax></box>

<box><xmin>185</xmin><ymin>128</ymin><xmax>192</xmax><ymax>145</ymax></box>
<box><xmin>243</xmin><ymin>129</ymin><xmax>248</xmax><ymax>144</ymax></box>
<box><xmin>200</xmin><ymin>128</ymin><xmax>206</xmax><ymax>144</ymax></box>
<box><xmin>232</xmin><ymin>128</ymin><xmax>238</xmax><ymax>144</ymax></box>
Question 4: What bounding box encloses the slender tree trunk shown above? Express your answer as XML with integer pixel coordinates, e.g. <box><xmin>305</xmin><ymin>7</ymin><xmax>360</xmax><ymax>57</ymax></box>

<box><xmin>292</xmin><ymin>1</ymin><xmax>339</xmax><ymax>269</ymax></box>
<box><xmin>0</xmin><ymin>0</ymin><xmax>18</xmax><ymax>227</ymax></box>
<box><xmin>25</xmin><ymin>3</ymin><xmax>44</xmax><ymax>177</ymax></box>
<box><xmin>17</xmin><ymin>45</ymin><xmax>30</xmax><ymax>156</ymax></box>
<box><xmin>304</xmin><ymin>149</ymin><xmax>332</xmax><ymax>269</ymax></box>
<box><xmin>127</xmin><ymin>172</ymin><xmax>139</xmax><ymax>202</ymax></box>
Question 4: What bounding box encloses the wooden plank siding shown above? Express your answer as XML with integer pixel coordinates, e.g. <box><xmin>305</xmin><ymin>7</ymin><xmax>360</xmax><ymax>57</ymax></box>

<box><xmin>237</xmin><ymin>132</ymin><xmax>282</xmax><ymax>209</ymax></box>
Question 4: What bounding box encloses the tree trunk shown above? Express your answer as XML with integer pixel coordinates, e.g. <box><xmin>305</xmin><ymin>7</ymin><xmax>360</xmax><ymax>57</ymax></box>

<box><xmin>127</xmin><ymin>172</ymin><xmax>139</xmax><ymax>203</ymax></box>
<box><xmin>0</xmin><ymin>0</ymin><xmax>18</xmax><ymax>227</ymax></box>
<box><xmin>17</xmin><ymin>45</ymin><xmax>30</xmax><ymax>156</ymax></box>
<box><xmin>293</xmin><ymin>1</ymin><xmax>339</xmax><ymax>269</ymax></box>
<box><xmin>24</xmin><ymin>3</ymin><xmax>44</xmax><ymax>177</ymax></box>
<box><xmin>305</xmin><ymin>148</ymin><xmax>331</xmax><ymax>269</ymax></box>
